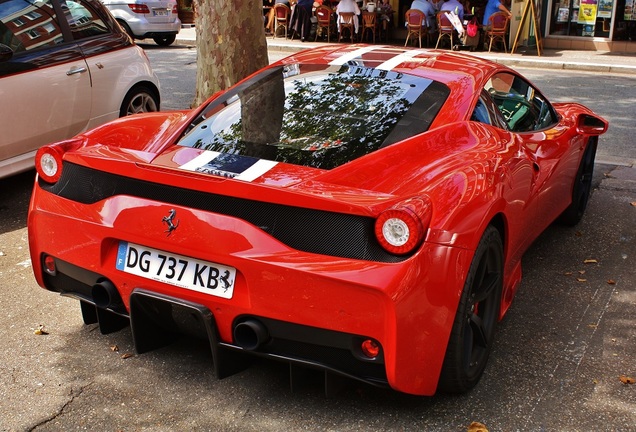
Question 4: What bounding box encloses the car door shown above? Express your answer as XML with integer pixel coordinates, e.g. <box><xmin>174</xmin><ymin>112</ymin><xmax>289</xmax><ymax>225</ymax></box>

<box><xmin>0</xmin><ymin>0</ymin><xmax>91</xmax><ymax>176</ymax></box>
<box><xmin>484</xmin><ymin>72</ymin><xmax>576</xmax><ymax>239</ymax></box>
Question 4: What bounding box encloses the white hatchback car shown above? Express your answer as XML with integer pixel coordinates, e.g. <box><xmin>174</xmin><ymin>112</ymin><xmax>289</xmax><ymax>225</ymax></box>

<box><xmin>100</xmin><ymin>0</ymin><xmax>181</xmax><ymax>46</ymax></box>
<box><xmin>0</xmin><ymin>0</ymin><xmax>161</xmax><ymax>179</ymax></box>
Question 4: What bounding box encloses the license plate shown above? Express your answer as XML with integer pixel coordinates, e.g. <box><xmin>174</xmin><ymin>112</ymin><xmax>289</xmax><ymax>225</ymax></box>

<box><xmin>152</xmin><ymin>9</ymin><xmax>168</xmax><ymax>16</ymax></box>
<box><xmin>116</xmin><ymin>242</ymin><xmax>235</xmax><ymax>299</ymax></box>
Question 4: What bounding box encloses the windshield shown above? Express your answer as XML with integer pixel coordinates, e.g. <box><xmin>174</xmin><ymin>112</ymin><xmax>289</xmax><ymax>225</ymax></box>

<box><xmin>178</xmin><ymin>62</ymin><xmax>449</xmax><ymax>170</ymax></box>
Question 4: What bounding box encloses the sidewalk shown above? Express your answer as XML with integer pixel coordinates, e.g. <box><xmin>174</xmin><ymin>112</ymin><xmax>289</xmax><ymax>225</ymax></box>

<box><xmin>174</xmin><ymin>26</ymin><xmax>636</xmax><ymax>75</ymax></box>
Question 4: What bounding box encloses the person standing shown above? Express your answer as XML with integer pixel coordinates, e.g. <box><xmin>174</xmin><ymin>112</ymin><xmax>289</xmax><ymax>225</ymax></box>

<box><xmin>291</xmin><ymin>0</ymin><xmax>314</xmax><ymax>40</ymax></box>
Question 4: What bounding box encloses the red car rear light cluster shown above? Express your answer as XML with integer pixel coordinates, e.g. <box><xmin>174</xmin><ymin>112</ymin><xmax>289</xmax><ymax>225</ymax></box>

<box><xmin>128</xmin><ymin>3</ymin><xmax>150</xmax><ymax>13</ymax></box>
<box><xmin>375</xmin><ymin>196</ymin><xmax>432</xmax><ymax>255</ymax></box>
<box><xmin>35</xmin><ymin>138</ymin><xmax>84</xmax><ymax>184</ymax></box>
<box><xmin>171</xmin><ymin>4</ymin><xmax>178</xmax><ymax>13</ymax></box>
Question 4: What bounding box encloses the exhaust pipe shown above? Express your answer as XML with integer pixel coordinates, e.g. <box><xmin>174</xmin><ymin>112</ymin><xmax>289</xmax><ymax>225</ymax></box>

<box><xmin>92</xmin><ymin>279</ymin><xmax>123</xmax><ymax>311</ymax></box>
<box><xmin>233</xmin><ymin>319</ymin><xmax>270</xmax><ymax>351</ymax></box>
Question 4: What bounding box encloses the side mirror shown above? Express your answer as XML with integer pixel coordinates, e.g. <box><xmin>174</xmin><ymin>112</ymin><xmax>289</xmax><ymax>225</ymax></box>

<box><xmin>0</xmin><ymin>43</ymin><xmax>13</xmax><ymax>62</ymax></box>
<box><xmin>576</xmin><ymin>113</ymin><xmax>608</xmax><ymax>136</ymax></box>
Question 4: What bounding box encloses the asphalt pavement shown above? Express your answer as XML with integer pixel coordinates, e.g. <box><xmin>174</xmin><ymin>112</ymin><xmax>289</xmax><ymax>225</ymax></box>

<box><xmin>174</xmin><ymin>26</ymin><xmax>636</xmax><ymax>75</ymax></box>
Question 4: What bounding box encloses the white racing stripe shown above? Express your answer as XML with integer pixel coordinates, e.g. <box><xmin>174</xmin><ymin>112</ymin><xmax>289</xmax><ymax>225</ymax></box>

<box><xmin>328</xmin><ymin>46</ymin><xmax>379</xmax><ymax>66</ymax></box>
<box><xmin>237</xmin><ymin>159</ymin><xmax>278</xmax><ymax>182</ymax></box>
<box><xmin>376</xmin><ymin>49</ymin><xmax>429</xmax><ymax>71</ymax></box>
<box><xmin>180</xmin><ymin>151</ymin><xmax>220</xmax><ymax>171</ymax></box>
<box><xmin>179</xmin><ymin>150</ymin><xmax>278</xmax><ymax>182</ymax></box>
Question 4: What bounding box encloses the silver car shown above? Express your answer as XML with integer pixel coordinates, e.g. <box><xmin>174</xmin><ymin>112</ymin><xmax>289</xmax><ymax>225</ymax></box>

<box><xmin>100</xmin><ymin>0</ymin><xmax>180</xmax><ymax>46</ymax></box>
<box><xmin>0</xmin><ymin>0</ymin><xmax>160</xmax><ymax>179</ymax></box>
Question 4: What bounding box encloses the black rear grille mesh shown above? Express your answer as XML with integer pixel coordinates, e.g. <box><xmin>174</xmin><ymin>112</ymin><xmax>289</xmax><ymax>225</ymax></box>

<box><xmin>41</xmin><ymin>162</ymin><xmax>407</xmax><ymax>262</ymax></box>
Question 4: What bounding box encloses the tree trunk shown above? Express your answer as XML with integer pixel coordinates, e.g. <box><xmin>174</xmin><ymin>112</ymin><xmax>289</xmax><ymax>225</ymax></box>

<box><xmin>193</xmin><ymin>0</ymin><xmax>269</xmax><ymax>107</ymax></box>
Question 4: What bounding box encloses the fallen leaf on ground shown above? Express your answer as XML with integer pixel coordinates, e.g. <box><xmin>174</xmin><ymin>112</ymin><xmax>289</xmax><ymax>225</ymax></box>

<box><xmin>584</xmin><ymin>259</ymin><xmax>598</xmax><ymax>264</ymax></box>
<box><xmin>564</xmin><ymin>271</ymin><xmax>573</xmax><ymax>276</ymax></box>
<box><xmin>607</xmin><ymin>279</ymin><xmax>616</xmax><ymax>285</ymax></box>
<box><xmin>110</xmin><ymin>345</ymin><xmax>119</xmax><ymax>352</ymax></box>
<box><xmin>630</xmin><ymin>202</ymin><xmax>636</xmax><ymax>207</ymax></box>
<box><xmin>34</xmin><ymin>325</ymin><xmax>49</xmax><ymax>335</ymax></box>
<box><xmin>578</xmin><ymin>270</ymin><xmax>586</xmax><ymax>274</ymax></box>
<box><xmin>619</xmin><ymin>375</ymin><xmax>635</xmax><ymax>385</ymax></box>
<box><xmin>121</xmin><ymin>353</ymin><xmax>134</xmax><ymax>359</ymax></box>
<box><xmin>577</xmin><ymin>278</ymin><xmax>587</xmax><ymax>282</ymax></box>
<box><xmin>467</xmin><ymin>422</ymin><xmax>489</xmax><ymax>432</ymax></box>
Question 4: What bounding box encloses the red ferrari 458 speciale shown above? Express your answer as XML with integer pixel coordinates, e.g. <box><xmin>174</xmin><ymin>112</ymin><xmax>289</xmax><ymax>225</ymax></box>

<box><xmin>28</xmin><ymin>45</ymin><xmax>608</xmax><ymax>396</ymax></box>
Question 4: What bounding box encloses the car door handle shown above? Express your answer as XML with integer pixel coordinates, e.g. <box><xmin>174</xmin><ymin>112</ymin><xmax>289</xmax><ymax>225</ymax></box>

<box><xmin>66</xmin><ymin>66</ymin><xmax>87</xmax><ymax>76</ymax></box>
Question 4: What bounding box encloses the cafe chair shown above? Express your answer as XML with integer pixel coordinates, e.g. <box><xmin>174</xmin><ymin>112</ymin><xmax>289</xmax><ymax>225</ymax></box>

<box><xmin>338</xmin><ymin>12</ymin><xmax>356</xmax><ymax>43</ymax></box>
<box><xmin>273</xmin><ymin>3</ymin><xmax>291</xmax><ymax>39</ymax></box>
<box><xmin>404</xmin><ymin>9</ymin><xmax>427</xmax><ymax>48</ymax></box>
<box><xmin>435</xmin><ymin>12</ymin><xmax>455</xmax><ymax>49</ymax></box>
<box><xmin>361</xmin><ymin>11</ymin><xmax>377</xmax><ymax>43</ymax></box>
<box><xmin>315</xmin><ymin>5</ymin><xmax>335</xmax><ymax>42</ymax></box>
<box><xmin>486</xmin><ymin>11</ymin><xmax>511</xmax><ymax>52</ymax></box>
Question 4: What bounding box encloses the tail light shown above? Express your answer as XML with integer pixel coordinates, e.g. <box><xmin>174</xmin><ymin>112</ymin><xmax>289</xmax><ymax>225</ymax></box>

<box><xmin>35</xmin><ymin>138</ymin><xmax>84</xmax><ymax>184</ymax></box>
<box><xmin>128</xmin><ymin>3</ymin><xmax>150</xmax><ymax>13</ymax></box>
<box><xmin>374</xmin><ymin>196</ymin><xmax>432</xmax><ymax>255</ymax></box>
<box><xmin>172</xmin><ymin>4</ymin><xmax>178</xmax><ymax>13</ymax></box>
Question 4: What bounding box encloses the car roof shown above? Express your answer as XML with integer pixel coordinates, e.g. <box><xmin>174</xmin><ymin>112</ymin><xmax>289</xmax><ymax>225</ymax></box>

<box><xmin>276</xmin><ymin>45</ymin><xmax>503</xmax><ymax>92</ymax></box>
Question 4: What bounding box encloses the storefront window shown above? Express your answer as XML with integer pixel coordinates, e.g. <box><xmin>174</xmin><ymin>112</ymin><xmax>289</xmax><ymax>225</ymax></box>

<box><xmin>613</xmin><ymin>0</ymin><xmax>636</xmax><ymax>40</ymax></box>
<box><xmin>549</xmin><ymin>0</ymin><xmax>613</xmax><ymax>36</ymax></box>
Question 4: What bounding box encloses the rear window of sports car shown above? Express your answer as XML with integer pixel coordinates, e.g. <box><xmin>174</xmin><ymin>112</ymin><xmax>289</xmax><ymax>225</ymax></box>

<box><xmin>178</xmin><ymin>63</ymin><xmax>450</xmax><ymax>170</ymax></box>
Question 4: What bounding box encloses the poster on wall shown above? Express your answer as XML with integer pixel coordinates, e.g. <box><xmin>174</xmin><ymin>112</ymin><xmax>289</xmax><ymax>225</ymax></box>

<box><xmin>578</xmin><ymin>0</ymin><xmax>597</xmax><ymax>24</ymax></box>
<box><xmin>625</xmin><ymin>0</ymin><xmax>634</xmax><ymax>20</ymax></box>
<box><xmin>597</xmin><ymin>0</ymin><xmax>612</xmax><ymax>18</ymax></box>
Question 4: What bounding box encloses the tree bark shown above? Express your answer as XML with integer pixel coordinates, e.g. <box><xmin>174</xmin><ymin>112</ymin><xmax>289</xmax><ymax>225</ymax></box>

<box><xmin>193</xmin><ymin>0</ymin><xmax>269</xmax><ymax>107</ymax></box>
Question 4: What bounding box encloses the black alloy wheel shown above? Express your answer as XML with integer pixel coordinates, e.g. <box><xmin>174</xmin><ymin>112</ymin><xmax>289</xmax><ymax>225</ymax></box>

<box><xmin>438</xmin><ymin>225</ymin><xmax>503</xmax><ymax>394</ymax></box>
<box><xmin>558</xmin><ymin>137</ymin><xmax>598</xmax><ymax>226</ymax></box>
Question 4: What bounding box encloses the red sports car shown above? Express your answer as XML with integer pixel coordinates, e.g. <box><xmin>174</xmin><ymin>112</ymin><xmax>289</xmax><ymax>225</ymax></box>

<box><xmin>28</xmin><ymin>45</ymin><xmax>607</xmax><ymax>396</ymax></box>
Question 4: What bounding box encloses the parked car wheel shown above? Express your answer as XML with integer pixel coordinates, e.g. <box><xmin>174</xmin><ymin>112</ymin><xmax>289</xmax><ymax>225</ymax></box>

<box><xmin>558</xmin><ymin>137</ymin><xmax>598</xmax><ymax>226</ymax></box>
<box><xmin>119</xmin><ymin>85</ymin><xmax>160</xmax><ymax>117</ymax></box>
<box><xmin>153</xmin><ymin>35</ymin><xmax>176</xmax><ymax>46</ymax></box>
<box><xmin>438</xmin><ymin>225</ymin><xmax>503</xmax><ymax>394</ymax></box>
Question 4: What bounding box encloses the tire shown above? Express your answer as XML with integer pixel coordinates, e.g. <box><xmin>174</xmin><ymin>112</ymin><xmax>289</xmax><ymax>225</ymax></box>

<box><xmin>558</xmin><ymin>137</ymin><xmax>598</xmax><ymax>226</ymax></box>
<box><xmin>438</xmin><ymin>225</ymin><xmax>503</xmax><ymax>394</ymax></box>
<box><xmin>119</xmin><ymin>85</ymin><xmax>160</xmax><ymax>117</ymax></box>
<box><xmin>153</xmin><ymin>35</ymin><xmax>176</xmax><ymax>46</ymax></box>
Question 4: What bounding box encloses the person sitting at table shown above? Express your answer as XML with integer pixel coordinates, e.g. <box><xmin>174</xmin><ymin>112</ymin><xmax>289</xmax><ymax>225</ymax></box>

<box><xmin>440</xmin><ymin>0</ymin><xmax>464</xmax><ymax>21</ymax></box>
<box><xmin>410</xmin><ymin>0</ymin><xmax>436</xmax><ymax>30</ymax></box>
<box><xmin>336</xmin><ymin>0</ymin><xmax>361</xmax><ymax>35</ymax></box>
<box><xmin>377</xmin><ymin>0</ymin><xmax>393</xmax><ymax>30</ymax></box>
<box><xmin>482</xmin><ymin>0</ymin><xmax>511</xmax><ymax>28</ymax></box>
<box><xmin>265</xmin><ymin>0</ymin><xmax>290</xmax><ymax>34</ymax></box>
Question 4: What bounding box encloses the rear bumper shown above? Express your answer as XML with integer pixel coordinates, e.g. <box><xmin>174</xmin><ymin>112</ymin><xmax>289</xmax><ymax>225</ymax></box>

<box><xmin>28</xmin><ymin>183</ymin><xmax>471</xmax><ymax>395</ymax></box>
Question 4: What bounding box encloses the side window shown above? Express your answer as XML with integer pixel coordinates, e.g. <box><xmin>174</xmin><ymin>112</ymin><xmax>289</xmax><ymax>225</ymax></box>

<box><xmin>0</xmin><ymin>0</ymin><xmax>64</xmax><ymax>54</ymax></box>
<box><xmin>485</xmin><ymin>72</ymin><xmax>558</xmax><ymax>133</ymax></box>
<box><xmin>470</xmin><ymin>90</ymin><xmax>509</xmax><ymax>130</ymax></box>
<box><xmin>60</xmin><ymin>0</ymin><xmax>109</xmax><ymax>40</ymax></box>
